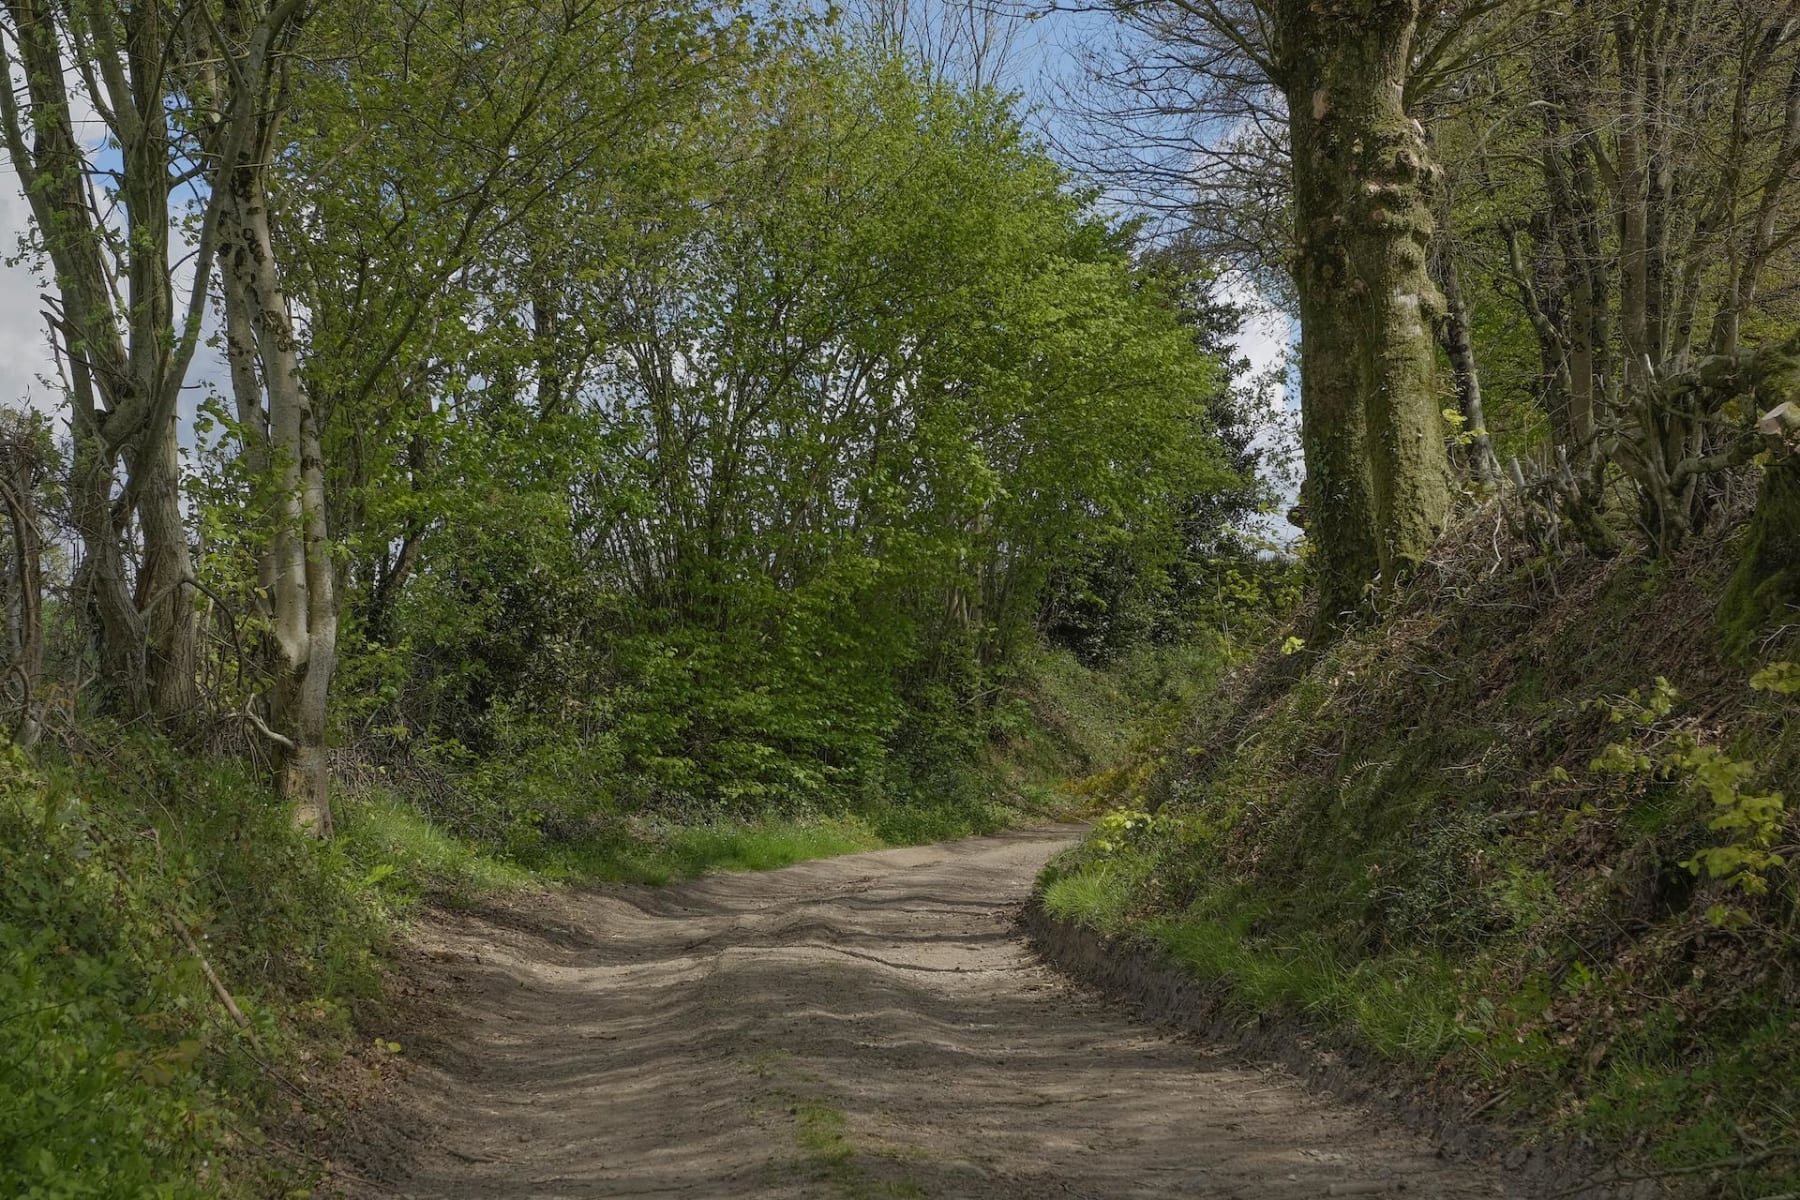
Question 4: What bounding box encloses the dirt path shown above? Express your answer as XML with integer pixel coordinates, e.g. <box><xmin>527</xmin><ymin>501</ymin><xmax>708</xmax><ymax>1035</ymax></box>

<box><xmin>337</xmin><ymin>827</ymin><xmax>1510</xmax><ymax>1199</ymax></box>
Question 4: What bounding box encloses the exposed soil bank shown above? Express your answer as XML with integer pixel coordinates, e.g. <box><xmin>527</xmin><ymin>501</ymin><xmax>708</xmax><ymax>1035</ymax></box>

<box><xmin>331</xmin><ymin>827</ymin><xmax>1518</xmax><ymax>1198</ymax></box>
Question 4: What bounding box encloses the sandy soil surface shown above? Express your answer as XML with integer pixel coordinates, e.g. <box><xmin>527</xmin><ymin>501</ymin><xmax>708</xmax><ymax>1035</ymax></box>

<box><xmin>333</xmin><ymin>826</ymin><xmax>1513</xmax><ymax>1199</ymax></box>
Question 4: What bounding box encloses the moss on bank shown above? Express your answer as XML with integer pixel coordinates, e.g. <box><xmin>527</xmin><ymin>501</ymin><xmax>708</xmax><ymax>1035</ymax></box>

<box><xmin>1721</xmin><ymin>459</ymin><xmax>1800</xmax><ymax>661</ymax></box>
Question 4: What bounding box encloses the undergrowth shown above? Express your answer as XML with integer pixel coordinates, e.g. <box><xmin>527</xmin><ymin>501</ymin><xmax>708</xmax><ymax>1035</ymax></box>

<box><xmin>0</xmin><ymin>736</ymin><xmax>387</xmax><ymax>1199</ymax></box>
<box><xmin>342</xmin><ymin>638</ymin><xmax>1230</xmax><ymax>892</ymax></box>
<box><xmin>1042</xmin><ymin>520</ymin><xmax>1800</xmax><ymax>1197</ymax></box>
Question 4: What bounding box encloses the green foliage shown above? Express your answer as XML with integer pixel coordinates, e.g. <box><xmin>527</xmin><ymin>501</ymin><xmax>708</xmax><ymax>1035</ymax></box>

<box><xmin>4</xmin><ymin>15</ymin><xmax>1285</xmax><ymax>1194</ymax></box>
<box><xmin>1750</xmin><ymin>660</ymin><xmax>1800</xmax><ymax>696</ymax></box>
<box><xmin>341</xmin><ymin>636</ymin><xmax>1194</xmax><ymax>892</ymax></box>
<box><xmin>1088</xmin><ymin>808</ymin><xmax>1157</xmax><ymax>856</ymax></box>
<box><xmin>1675</xmin><ymin>741</ymin><xmax>1785</xmax><ymax>900</ymax></box>
<box><xmin>0</xmin><ymin>645</ymin><xmax>1131</xmax><ymax>1197</ymax></box>
<box><xmin>0</xmin><ymin>738</ymin><xmax>386</xmax><ymax>1199</ymax></box>
<box><xmin>1584</xmin><ymin>677</ymin><xmax>1789</xmax><ymax>902</ymax></box>
<box><xmin>1583</xmin><ymin>675</ymin><xmax>1679</xmax><ymax>729</ymax></box>
<box><xmin>260</xmin><ymin>36</ymin><xmax>1248</xmax><ymax>840</ymax></box>
<box><xmin>0</xmin><ymin>752</ymin><xmax>223</xmax><ymax>1200</ymax></box>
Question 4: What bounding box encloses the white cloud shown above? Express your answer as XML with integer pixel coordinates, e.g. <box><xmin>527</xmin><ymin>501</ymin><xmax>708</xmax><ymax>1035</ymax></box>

<box><xmin>0</xmin><ymin>177</ymin><xmax>58</xmax><ymax>415</ymax></box>
<box><xmin>0</xmin><ymin>64</ymin><xmax>113</xmax><ymax>422</ymax></box>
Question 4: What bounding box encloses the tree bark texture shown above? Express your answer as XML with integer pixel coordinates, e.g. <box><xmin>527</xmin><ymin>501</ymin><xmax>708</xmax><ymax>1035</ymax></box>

<box><xmin>1281</xmin><ymin>0</ymin><xmax>1453</xmax><ymax>632</ymax></box>
<box><xmin>1433</xmin><ymin>251</ymin><xmax>1499</xmax><ymax>483</ymax></box>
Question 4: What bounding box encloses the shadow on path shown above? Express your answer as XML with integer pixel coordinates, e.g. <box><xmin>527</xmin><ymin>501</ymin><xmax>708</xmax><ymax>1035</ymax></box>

<box><xmin>334</xmin><ymin>827</ymin><xmax>1510</xmax><ymax>1200</ymax></box>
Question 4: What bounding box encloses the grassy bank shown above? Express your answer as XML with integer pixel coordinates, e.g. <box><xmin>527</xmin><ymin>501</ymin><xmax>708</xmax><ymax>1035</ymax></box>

<box><xmin>0</xmin><ymin>737</ymin><xmax>386</xmax><ymax>1200</ymax></box>
<box><xmin>1041</xmin><ymin>521</ymin><xmax>1800</xmax><ymax>1197</ymax></box>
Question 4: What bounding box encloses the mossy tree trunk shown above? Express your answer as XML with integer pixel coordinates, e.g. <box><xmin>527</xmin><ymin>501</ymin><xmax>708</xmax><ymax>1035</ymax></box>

<box><xmin>1718</xmin><ymin>357</ymin><xmax>1800</xmax><ymax>660</ymax></box>
<box><xmin>1282</xmin><ymin>0</ymin><xmax>1453</xmax><ymax>634</ymax></box>
<box><xmin>1720</xmin><ymin>457</ymin><xmax>1800</xmax><ymax>661</ymax></box>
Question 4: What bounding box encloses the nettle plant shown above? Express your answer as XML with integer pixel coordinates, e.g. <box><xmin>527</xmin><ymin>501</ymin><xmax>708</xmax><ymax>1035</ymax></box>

<box><xmin>1584</xmin><ymin>673</ymin><xmax>1793</xmax><ymax>919</ymax></box>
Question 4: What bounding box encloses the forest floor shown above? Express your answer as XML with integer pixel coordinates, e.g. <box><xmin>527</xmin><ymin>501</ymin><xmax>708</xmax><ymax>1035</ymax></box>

<box><xmin>327</xmin><ymin>826</ymin><xmax>1512</xmax><ymax>1199</ymax></box>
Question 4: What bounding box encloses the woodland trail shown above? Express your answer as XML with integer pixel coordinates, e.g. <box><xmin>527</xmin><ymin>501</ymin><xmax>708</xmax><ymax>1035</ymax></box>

<box><xmin>336</xmin><ymin>827</ymin><xmax>1511</xmax><ymax>1200</ymax></box>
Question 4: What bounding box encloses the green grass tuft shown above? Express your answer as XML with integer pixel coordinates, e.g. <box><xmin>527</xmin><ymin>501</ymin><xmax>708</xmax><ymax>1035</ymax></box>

<box><xmin>536</xmin><ymin>816</ymin><xmax>887</xmax><ymax>886</ymax></box>
<box><xmin>1041</xmin><ymin>867</ymin><xmax>1137</xmax><ymax>931</ymax></box>
<box><xmin>786</xmin><ymin>1098</ymin><xmax>924</xmax><ymax>1199</ymax></box>
<box><xmin>338</xmin><ymin>790</ymin><xmax>539</xmax><ymax>904</ymax></box>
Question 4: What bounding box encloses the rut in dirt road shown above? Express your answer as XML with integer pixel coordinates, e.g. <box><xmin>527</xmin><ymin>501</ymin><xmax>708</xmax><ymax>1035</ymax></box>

<box><xmin>338</xmin><ymin>826</ymin><xmax>1512</xmax><ymax>1199</ymax></box>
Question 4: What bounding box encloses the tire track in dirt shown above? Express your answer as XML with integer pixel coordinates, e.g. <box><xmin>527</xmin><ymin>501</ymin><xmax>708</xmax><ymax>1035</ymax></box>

<box><xmin>335</xmin><ymin>826</ymin><xmax>1511</xmax><ymax>1199</ymax></box>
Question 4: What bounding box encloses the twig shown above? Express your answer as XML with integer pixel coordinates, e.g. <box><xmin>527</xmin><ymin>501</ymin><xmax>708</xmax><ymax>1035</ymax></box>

<box><xmin>173</xmin><ymin>918</ymin><xmax>252</xmax><ymax>1031</ymax></box>
<box><xmin>236</xmin><ymin>703</ymin><xmax>297</xmax><ymax>752</ymax></box>
<box><xmin>1465</xmin><ymin>1087</ymin><xmax>1511</xmax><ymax>1119</ymax></box>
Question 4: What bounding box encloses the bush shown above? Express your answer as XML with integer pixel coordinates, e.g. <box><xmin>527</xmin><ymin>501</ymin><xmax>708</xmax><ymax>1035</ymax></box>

<box><xmin>0</xmin><ymin>737</ymin><xmax>386</xmax><ymax>1198</ymax></box>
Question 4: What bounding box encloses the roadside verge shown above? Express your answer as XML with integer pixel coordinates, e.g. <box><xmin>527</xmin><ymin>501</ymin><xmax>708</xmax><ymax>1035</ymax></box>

<box><xmin>1019</xmin><ymin>896</ymin><xmax>1651</xmax><ymax>1200</ymax></box>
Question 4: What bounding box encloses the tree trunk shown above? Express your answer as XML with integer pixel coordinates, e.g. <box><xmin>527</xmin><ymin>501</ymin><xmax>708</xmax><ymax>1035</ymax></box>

<box><xmin>1536</xmin><ymin>41</ymin><xmax>1607</xmax><ymax>453</ymax></box>
<box><xmin>132</xmin><ymin>419</ymin><xmax>201</xmax><ymax>722</ymax></box>
<box><xmin>1283</xmin><ymin>0</ymin><xmax>1451</xmax><ymax>633</ymax></box>
<box><xmin>1713</xmin><ymin>53</ymin><xmax>1800</xmax><ymax>359</ymax></box>
<box><xmin>1565</xmin><ymin>51</ymin><xmax>1611</xmax><ymax>448</ymax></box>
<box><xmin>0</xmin><ymin>423</ymin><xmax>44</xmax><ymax>746</ymax></box>
<box><xmin>1292</xmin><ymin>253</ymin><xmax>1381</xmax><ymax>629</ymax></box>
<box><xmin>222</xmin><ymin>158</ymin><xmax>338</xmax><ymax>836</ymax></box>
<box><xmin>0</xmin><ymin>0</ymin><xmax>205</xmax><ymax>727</ymax></box>
<box><xmin>67</xmin><ymin>425</ymin><xmax>150</xmax><ymax>714</ymax></box>
<box><xmin>1615</xmin><ymin>13</ymin><xmax>1653</xmax><ymax>398</ymax></box>
<box><xmin>1434</xmin><ymin>251</ymin><xmax>1499</xmax><ymax>483</ymax></box>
